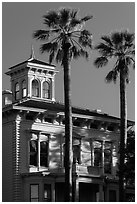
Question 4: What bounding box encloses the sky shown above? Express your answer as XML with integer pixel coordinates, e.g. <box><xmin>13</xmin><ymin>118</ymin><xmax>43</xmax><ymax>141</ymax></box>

<box><xmin>2</xmin><ymin>2</ymin><xmax>135</xmax><ymax>121</ymax></box>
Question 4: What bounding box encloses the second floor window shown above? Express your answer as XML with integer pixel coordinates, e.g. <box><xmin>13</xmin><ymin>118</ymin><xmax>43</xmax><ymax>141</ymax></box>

<box><xmin>22</xmin><ymin>80</ymin><xmax>27</xmax><ymax>98</ymax></box>
<box><xmin>15</xmin><ymin>82</ymin><xmax>19</xmax><ymax>100</ymax></box>
<box><xmin>104</xmin><ymin>142</ymin><xmax>112</xmax><ymax>174</ymax></box>
<box><xmin>63</xmin><ymin>138</ymin><xmax>81</xmax><ymax>166</ymax></box>
<box><xmin>43</xmin><ymin>81</ymin><xmax>50</xmax><ymax>99</ymax></box>
<box><xmin>32</xmin><ymin>79</ymin><xmax>39</xmax><ymax>97</ymax></box>
<box><xmin>29</xmin><ymin>134</ymin><xmax>49</xmax><ymax>169</ymax></box>
<box><xmin>93</xmin><ymin>141</ymin><xmax>102</xmax><ymax>167</ymax></box>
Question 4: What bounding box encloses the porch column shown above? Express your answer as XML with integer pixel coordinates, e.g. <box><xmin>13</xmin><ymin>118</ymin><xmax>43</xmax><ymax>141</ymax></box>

<box><xmin>99</xmin><ymin>184</ymin><xmax>104</xmax><ymax>202</ymax></box>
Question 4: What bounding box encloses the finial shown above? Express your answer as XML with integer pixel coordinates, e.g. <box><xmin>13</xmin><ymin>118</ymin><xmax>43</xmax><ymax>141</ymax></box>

<box><xmin>28</xmin><ymin>44</ymin><xmax>35</xmax><ymax>61</ymax></box>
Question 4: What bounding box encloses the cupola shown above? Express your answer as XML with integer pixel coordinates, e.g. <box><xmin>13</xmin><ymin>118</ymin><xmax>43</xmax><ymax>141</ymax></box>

<box><xmin>5</xmin><ymin>47</ymin><xmax>58</xmax><ymax>103</ymax></box>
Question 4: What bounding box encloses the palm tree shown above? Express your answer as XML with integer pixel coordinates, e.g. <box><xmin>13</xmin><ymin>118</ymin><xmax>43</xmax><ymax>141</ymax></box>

<box><xmin>33</xmin><ymin>8</ymin><xmax>92</xmax><ymax>201</ymax></box>
<box><xmin>94</xmin><ymin>30</ymin><xmax>135</xmax><ymax>202</ymax></box>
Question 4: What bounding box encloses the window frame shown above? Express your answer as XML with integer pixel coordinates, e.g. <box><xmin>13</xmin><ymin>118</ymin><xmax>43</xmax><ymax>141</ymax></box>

<box><xmin>30</xmin><ymin>184</ymin><xmax>39</xmax><ymax>202</ymax></box>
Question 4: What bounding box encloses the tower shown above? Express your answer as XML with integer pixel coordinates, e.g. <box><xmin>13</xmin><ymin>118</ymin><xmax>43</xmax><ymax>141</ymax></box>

<box><xmin>5</xmin><ymin>48</ymin><xmax>58</xmax><ymax>103</ymax></box>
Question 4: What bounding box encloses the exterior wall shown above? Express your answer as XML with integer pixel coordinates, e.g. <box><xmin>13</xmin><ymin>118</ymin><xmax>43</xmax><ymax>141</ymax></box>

<box><xmin>2</xmin><ymin>109</ymin><xmax>120</xmax><ymax>202</ymax></box>
<box><xmin>2</xmin><ymin>120</ymin><xmax>13</xmax><ymax>201</ymax></box>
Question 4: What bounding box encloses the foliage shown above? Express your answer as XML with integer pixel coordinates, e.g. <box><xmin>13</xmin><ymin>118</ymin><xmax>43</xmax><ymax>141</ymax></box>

<box><xmin>94</xmin><ymin>30</ymin><xmax>135</xmax><ymax>83</ymax></box>
<box><xmin>124</xmin><ymin>130</ymin><xmax>135</xmax><ymax>186</ymax></box>
<box><xmin>33</xmin><ymin>8</ymin><xmax>93</xmax><ymax>65</ymax></box>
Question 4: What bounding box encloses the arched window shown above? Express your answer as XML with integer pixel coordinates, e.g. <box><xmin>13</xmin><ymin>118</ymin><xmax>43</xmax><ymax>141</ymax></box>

<box><xmin>43</xmin><ymin>81</ymin><xmax>50</xmax><ymax>99</ymax></box>
<box><xmin>22</xmin><ymin>80</ymin><xmax>27</xmax><ymax>98</ymax></box>
<box><xmin>15</xmin><ymin>82</ymin><xmax>19</xmax><ymax>100</ymax></box>
<box><xmin>32</xmin><ymin>79</ymin><xmax>39</xmax><ymax>97</ymax></box>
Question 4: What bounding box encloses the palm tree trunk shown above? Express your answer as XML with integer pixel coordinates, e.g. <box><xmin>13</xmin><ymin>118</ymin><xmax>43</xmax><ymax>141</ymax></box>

<box><xmin>119</xmin><ymin>69</ymin><xmax>127</xmax><ymax>202</ymax></box>
<box><xmin>62</xmin><ymin>42</ymin><xmax>73</xmax><ymax>202</ymax></box>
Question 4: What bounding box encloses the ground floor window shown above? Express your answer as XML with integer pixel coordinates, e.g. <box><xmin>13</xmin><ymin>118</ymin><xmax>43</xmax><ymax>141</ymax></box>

<box><xmin>44</xmin><ymin>184</ymin><xmax>51</xmax><ymax>201</ymax></box>
<box><xmin>30</xmin><ymin>184</ymin><xmax>39</xmax><ymax>202</ymax></box>
<box><xmin>109</xmin><ymin>190</ymin><xmax>116</xmax><ymax>202</ymax></box>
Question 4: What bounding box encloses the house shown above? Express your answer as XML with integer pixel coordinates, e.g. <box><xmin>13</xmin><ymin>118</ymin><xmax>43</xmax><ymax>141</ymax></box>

<box><xmin>2</xmin><ymin>51</ymin><xmax>134</xmax><ymax>202</ymax></box>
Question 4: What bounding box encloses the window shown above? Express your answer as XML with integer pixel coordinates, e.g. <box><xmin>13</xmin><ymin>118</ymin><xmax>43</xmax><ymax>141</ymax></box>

<box><xmin>109</xmin><ymin>190</ymin><xmax>116</xmax><ymax>202</ymax></box>
<box><xmin>29</xmin><ymin>134</ymin><xmax>49</xmax><ymax>169</ymax></box>
<box><xmin>73</xmin><ymin>139</ymin><xmax>81</xmax><ymax>164</ymax></box>
<box><xmin>93</xmin><ymin>141</ymin><xmax>102</xmax><ymax>167</ymax></box>
<box><xmin>32</xmin><ymin>79</ymin><xmax>39</xmax><ymax>97</ymax></box>
<box><xmin>63</xmin><ymin>138</ymin><xmax>81</xmax><ymax>166</ymax></box>
<box><xmin>30</xmin><ymin>140</ymin><xmax>38</xmax><ymax>166</ymax></box>
<box><xmin>104</xmin><ymin>142</ymin><xmax>112</xmax><ymax>174</ymax></box>
<box><xmin>22</xmin><ymin>80</ymin><xmax>27</xmax><ymax>98</ymax></box>
<box><xmin>44</xmin><ymin>184</ymin><xmax>51</xmax><ymax>201</ymax></box>
<box><xmin>15</xmin><ymin>82</ymin><xmax>19</xmax><ymax>100</ymax></box>
<box><xmin>30</xmin><ymin>184</ymin><xmax>39</xmax><ymax>202</ymax></box>
<box><xmin>43</xmin><ymin>81</ymin><xmax>50</xmax><ymax>99</ymax></box>
<box><xmin>40</xmin><ymin>141</ymin><xmax>48</xmax><ymax>167</ymax></box>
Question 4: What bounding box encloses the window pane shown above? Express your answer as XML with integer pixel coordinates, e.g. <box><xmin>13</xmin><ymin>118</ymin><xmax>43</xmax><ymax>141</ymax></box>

<box><xmin>104</xmin><ymin>142</ymin><xmax>112</xmax><ymax>174</ymax></box>
<box><xmin>32</xmin><ymin>80</ymin><xmax>39</xmax><ymax>97</ymax></box>
<box><xmin>73</xmin><ymin>145</ymin><xmax>80</xmax><ymax>164</ymax></box>
<box><xmin>30</xmin><ymin>140</ymin><xmax>38</xmax><ymax>166</ymax></box>
<box><xmin>40</xmin><ymin>141</ymin><xmax>48</xmax><ymax>167</ymax></box>
<box><xmin>109</xmin><ymin>190</ymin><xmax>116</xmax><ymax>201</ymax></box>
<box><xmin>15</xmin><ymin>83</ymin><xmax>20</xmax><ymax>100</ymax></box>
<box><xmin>30</xmin><ymin>184</ymin><xmax>39</xmax><ymax>202</ymax></box>
<box><xmin>15</xmin><ymin>83</ymin><xmax>19</xmax><ymax>91</ymax></box>
<box><xmin>22</xmin><ymin>80</ymin><xmax>27</xmax><ymax>97</ymax></box>
<box><xmin>93</xmin><ymin>141</ymin><xmax>102</xmax><ymax>166</ymax></box>
<box><xmin>44</xmin><ymin>184</ymin><xmax>51</xmax><ymax>201</ymax></box>
<box><xmin>43</xmin><ymin>81</ymin><xmax>50</xmax><ymax>99</ymax></box>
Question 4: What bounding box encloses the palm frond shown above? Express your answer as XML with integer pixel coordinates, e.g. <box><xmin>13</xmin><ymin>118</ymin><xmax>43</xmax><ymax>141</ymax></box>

<box><xmin>105</xmin><ymin>70</ymin><xmax>118</xmax><ymax>83</ymax></box>
<box><xmin>78</xmin><ymin>30</ymin><xmax>92</xmax><ymax>48</ymax></box>
<box><xmin>95</xmin><ymin>42</ymin><xmax>113</xmax><ymax>56</ymax></box>
<box><xmin>70</xmin><ymin>18</ymin><xmax>81</xmax><ymax>28</ymax></box>
<box><xmin>40</xmin><ymin>42</ymin><xmax>53</xmax><ymax>53</ymax></box>
<box><xmin>80</xmin><ymin>49</ymin><xmax>89</xmax><ymax>59</ymax></box>
<box><xmin>111</xmin><ymin>31</ymin><xmax>123</xmax><ymax>45</ymax></box>
<box><xmin>33</xmin><ymin>30</ymin><xmax>50</xmax><ymax>41</ymax></box>
<box><xmin>94</xmin><ymin>56</ymin><xmax>108</xmax><ymax>68</ymax></box>
<box><xmin>70</xmin><ymin>9</ymin><xmax>78</xmax><ymax>19</ymax></box>
<box><xmin>55</xmin><ymin>49</ymin><xmax>64</xmax><ymax>63</ymax></box>
<box><xmin>43</xmin><ymin>10</ymin><xmax>59</xmax><ymax>27</ymax></box>
<box><xmin>81</xmin><ymin>15</ymin><xmax>93</xmax><ymax>22</ymax></box>
<box><xmin>123</xmin><ymin>30</ymin><xmax>135</xmax><ymax>44</ymax></box>
<box><xmin>59</xmin><ymin>8</ymin><xmax>70</xmax><ymax>26</ymax></box>
<box><xmin>49</xmin><ymin>51</ymin><xmax>55</xmax><ymax>64</ymax></box>
<box><xmin>101</xmin><ymin>35</ymin><xmax>113</xmax><ymax>47</ymax></box>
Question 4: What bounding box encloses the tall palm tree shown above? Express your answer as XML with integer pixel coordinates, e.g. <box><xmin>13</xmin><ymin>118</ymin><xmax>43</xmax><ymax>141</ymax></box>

<box><xmin>33</xmin><ymin>8</ymin><xmax>92</xmax><ymax>201</ymax></box>
<box><xmin>94</xmin><ymin>30</ymin><xmax>135</xmax><ymax>202</ymax></box>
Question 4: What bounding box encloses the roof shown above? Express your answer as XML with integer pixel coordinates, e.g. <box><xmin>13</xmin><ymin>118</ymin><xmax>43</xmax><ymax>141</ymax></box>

<box><xmin>9</xmin><ymin>58</ymin><xmax>56</xmax><ymax>70</ymax></box>
<box><xmin>11</xmin><ymin>98</ymin><xmax>134</xmax><ymax>125</ymax></box>
<box><xmin>2</xmin><ymin>98</ymin><xmax>134</xmax><ymax>125</ymax></box>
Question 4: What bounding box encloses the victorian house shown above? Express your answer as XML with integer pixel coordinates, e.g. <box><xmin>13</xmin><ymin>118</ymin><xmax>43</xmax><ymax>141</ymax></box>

<box><xmin>2</xmin><ymin>51</ymin><xmax>134</xmax><ymax>202</ymax></box>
